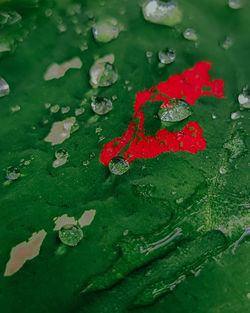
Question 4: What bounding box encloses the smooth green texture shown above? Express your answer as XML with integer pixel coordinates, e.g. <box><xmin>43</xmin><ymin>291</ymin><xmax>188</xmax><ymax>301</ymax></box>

<box><xmin>0</xmin><ymin>1</ymin><xmax>249</xmax><ymax>313</ymax></box>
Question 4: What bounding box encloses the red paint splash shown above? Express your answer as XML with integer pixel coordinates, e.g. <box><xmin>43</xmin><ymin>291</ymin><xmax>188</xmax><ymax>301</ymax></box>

<box><xmin>100</xmin><ymin>61</ymin><xmax>224</xmax><ymax>165</ymax></box>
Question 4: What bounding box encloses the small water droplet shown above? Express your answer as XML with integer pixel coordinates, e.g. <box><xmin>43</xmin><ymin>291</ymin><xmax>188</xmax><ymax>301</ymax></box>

<box><xmin>109</xmin><ymin>156</ymin><xmax>130</xmax><ymax>175</ymax></box>
<box><xmin>183</xmin><ymin>28</ymin><xmax>198</xmax><ymax>41</ymax></box>
<box><xmin>220</xmin><ymin>36</ymin><xmax>233</xmax><ymax>49</ymax></box>
<box><xmin>58</xmin><ymin>224</ymin><xmax>83</xmax><ymax>246</ymax></box>
<box><xmin>238</xmin><ymin>87</ymin><xmax>250</xmax><ymax>109</ymax></box>
<box><xmin>211</xmin><ymin>113</ymin><xmax>217</xmax><ymax>120</ymax></box>
<box><xmin>91</xmin><ymin>97</ymin><xmax>112</xmax><ymax>115</ymax></box>
<box><xmin>75</xmin><ymin>107</ymin><xmax>85</xmax><ymax>116</ymax></box>
<box><xmin>93</xmin><ymin>18</ymin><xmax>121</xmax><ymax>43</ymax></box>
<box><xmin>158</xmin><ymin>48</ymin><xmax>176</xmax><ymax>64</ymax></box>
<box><xmin>0</xmin><ymin>77</ymin><xmax>10</xmax><ymax>97</ymax></box>
<box><xmin>228</xmin><ymin>0</ymin><xmax>243</xmax><ymax>9</ymax></box>
<box><xmin>219</xmin><ymin>167</ymin><xmax>227</xmax><ymax>174</ymax></box>
<box><xmin>142</xmin><ymin>0</ymin><xmax>182</xmax><ymax>27</ymax></box>
<box><xmin>50</xmin><ymin>104</ymin><xmax>60</xmax><ymax>113</ymax></box>
<box><xmin>230</xmin><ymin>111</ymin><xmax>241</xmax><ymax>120</ymax></box>
<box><xmin>61</xmin><ymin>106</ymin><xmax>70</xmax><ymax>114</ymax></box>
<box><xmin>6</xmin><ymin>166</ymin><xmax>20</xmax><ymax>180</ymax></box>
<box><xmin>55</xmin><ymin>149</ymin><xmax>69</xmax><ymax>160</ymax></box>
<box><xmin>89</xmin><ymin>54</ymin><xmax>118</xmax><ymax>88</ymax></box>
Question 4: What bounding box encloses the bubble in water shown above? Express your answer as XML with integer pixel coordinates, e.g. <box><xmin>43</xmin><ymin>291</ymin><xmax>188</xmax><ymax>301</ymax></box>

<box><xmin>109</xmin><ymin>156</ymin><xmax>130</xmax><ymax>175</ymax></box>
<box><xmin>238</xmin><ymin>87</ymin><xmax>250</xmax><ymax>109</ymax></box>
<box><xmin>158</xmin><ymin>99</ymin><xmax>192</xmax><ymax>122</ymax></box>
<box><xmin>183</xmin><ymin>28</ymin><xmax>198</xmax><ymax>41</ymax></box>
<box><xmin>228</xmin><ymin>0</ymin><xmax>243</xmax><ymax>9</ymax></box>
<box><xmin>6</xmin><ymin>166</ymin><xmax>20</xmax><ymax>180</ymax></box>
<box><xmin>0</xmin><ymin>11</ymin><xmax>22</xmax><ymax>26</ymax></box>
<box><xmin>211</xmin><ymin>113</ymin><xmax>217</xmax><ymax>120</ymax></box>
<box><xmin>91</xmin><ymin>97</ymin><xmax>112</xmax><ymax>115</ymax></box>
<box><xmin>58</xmin><ymin>224</ymin><xmax>83</xmax><ymax>246</ymax></box>
<box><xmin>158</xmin><ymin>48</ymin><xmax>176</xmax><ymax>64</ymax></box>
<box><xmin>142</xmin><ymin>0</ymin><xmax>182</xmax><ymax>27</ymax></box>
<box><xmin>89</xmin><ymin>54</ymin><xmax>118</xmax><ymax>88</ymax></box>
<box><xmin>93</xmin><ymin>18</ymin><xmax>121</xmax><ymax>43</ymax></box>
<box><xmin>230</xmin><ymin>111</ymin><xmax>241</xmax><ymax>120</ymax></box>
<box><xmin>75</xmin><ymin>107</ymin><xmax>85</xmax><ymax>116</ymax></box>
<box><xmin>0</xmin><ymin>77</ymin><xmax>10</xmax><ymax>97</ymax></box>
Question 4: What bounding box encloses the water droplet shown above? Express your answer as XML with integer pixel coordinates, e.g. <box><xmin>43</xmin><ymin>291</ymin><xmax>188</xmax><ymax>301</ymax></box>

<box><xmin>230</xmin><ymin>111</ymin><xmax>241</xmax><ymax>120</ymax></box>
<box><xmin>238</xmin><ymin>87</ymin><xmax>250</xmax><ymax>109</ymax></box>
<box><xmin>158</xmin><ymin>99</ymin><xmax>192</xmax><ymax>122</ymax></box>
<box><xmin>10</xmin><ymin>105</ymin><xmax>20</xmax><ymax>113</ymax></box>
<box><xmin>158</xmin><ymin>48</ymin><xmax>176</xmax><ymax>64</ymax></box>
<box><xmin>220</xmin><ymin>36</ymin><xmax>233</xmax><ymax>49</ymax></box>
<box><xmin>183</xmin><ymin>28</ymin><xmax>198</xmax><ymax>41</ymax></box>
<box><xmin>228</xmin><ymin>0</ymin><xmax>243</xmax><ymax>9</ymax></box>
<box><xmin>55</xmin><ymin>148</ymin><xmax>69</xmax><ymax>160</ymax></box>
<box><xmin>211</xmin><ymin>113</ymin><xmax>217</xmax><ymax>120</ymax></box>
<box><xmin>219</xmin><ymin>167</ymin><xmax>227</xmax><ymax>174</ymax></box>
<box><xmin>58</xmin><ymin>23</ymin><xmax>67</xmax><ymax>33</ymax></box>
<box><xmin>109</xmin><ymin>156</ymin><xmax>130</xmax><ymax>175</ymax></box>
<box><xmin>0</xmin><ymin>77</ymin><xmax>10</xmax><ymax>97</ymax></box>
<box><xmin>91</xmin><ymin>97</ymin><xmax>113</xmax><ymax>115</ymax></box>
<box><xmin>142</xmin><ymin>0</ymin><xmax>182</xmax><ymax>27</ymax></box>
<box><xmin>6</xmin><ymin>166</ymin><xmax>20</xmax><ymax>180</ymax></box>
<box><xmin>58</xmin><ymin>224</ymin><xmax>83</xmax><ymax>246</ymax></box>
<box><xmin>75</xmin><ymin>107</ymin><xmax>85</xmax><ymax>116</ymax></box>
<box><xmin>53</xmin><ymin>149</ymin><xmax>69</xmax><ymax>168</ymax></box>
<box><xmin>50</xmin><ymin>104</ymin><xmax>60</xmax><ymax>113</ymax></box>
<box><xmin>89</xmin><ymin>54</ymin><xmax>118</xmax><ymax>88</ymax></box>
<box><xmin>61</xmin><ymin>106</ymin><xmax>70</xmax><ymax>114</ymax></box>
<box><xmin>93</xmin><ymin>18</ymin><xmax>121</xmax><ymax>43</ymax></box>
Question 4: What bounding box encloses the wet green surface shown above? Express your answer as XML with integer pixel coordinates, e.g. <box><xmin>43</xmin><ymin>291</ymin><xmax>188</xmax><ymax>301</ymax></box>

<box><xmin>0</xmin><ymin>0</ymin><xmax>249</xmax><ymax>312</ymax></box>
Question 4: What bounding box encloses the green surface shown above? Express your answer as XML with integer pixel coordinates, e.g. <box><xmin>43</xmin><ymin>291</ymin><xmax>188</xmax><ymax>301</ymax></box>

<box><xmin>0</xmin><ymin>0</ymin><xmax>249</xmax><ymax>312</ymax></box>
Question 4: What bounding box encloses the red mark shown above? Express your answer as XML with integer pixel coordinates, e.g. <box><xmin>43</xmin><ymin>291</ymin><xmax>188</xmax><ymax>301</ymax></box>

<box><xmin>100</xmin><ymin>61</ymin><xmax>224</xmax><ymax>165</ymax></box>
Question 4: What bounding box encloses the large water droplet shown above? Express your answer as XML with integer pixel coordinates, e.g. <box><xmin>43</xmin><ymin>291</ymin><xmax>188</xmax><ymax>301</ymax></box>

<box><xmin>158</xmin><ymin>48</ymin><xmax>176</xmax><ymax>64</ymax></box>
<box><xmin>58</xmin><ymin>224</ymin><xmax>83</xmax><ymax>246</ymax></box>
<box><xmin>228</xmin><ymin>0</ymin><xmax>243</xmax><ymax>9</ymax></box>
<box><xmin>89</xmin><ymin>54</ymin><xmax>118</xmax><ymax>88</ymax></box>
<box><xmin>183</xmin><ymin>28</ymin><xmax>198</xmax><ymax>41</ymax></box>
<box><xmin>142</xmin><ymin>0</ymin><xmax>182</xmax><ymax>27</ymax></box>
<box><xmin>6</xmin><ymin>166</ymin><xmax>20</xmax><ymax>180</ymax></box>
<box><xmin>0</xmin><ymin>77</ymin><xmax>10</xmax><ymax>97</ymax></box>
<box><xmin>91</xmin><ymin>97</ymin><xmax>113</xmax><ymax>115</ymax></box>
<box><xmin>93</xmin><ymin>18</ymin><xmax>121</xmax><ymax>43</ymax></box>
<box><xmin>158</xmin><ymin>99</ymin><xmax>192</xmax><ymax>122</ymax></box>
<box><xmin>109</xmin><ymin>156</ymin><xmax>130</xmax><ymax>175</ymax></box>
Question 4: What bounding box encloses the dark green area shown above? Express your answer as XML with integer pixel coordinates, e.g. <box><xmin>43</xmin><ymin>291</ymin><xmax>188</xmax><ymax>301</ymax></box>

<box><xmin>0</xmin><ymin>1</ymin><xmax>249</xmax><ymax>313</ymax></box>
